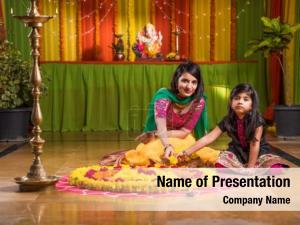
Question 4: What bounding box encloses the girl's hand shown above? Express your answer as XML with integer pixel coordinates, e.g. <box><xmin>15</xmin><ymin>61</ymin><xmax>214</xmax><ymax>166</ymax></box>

<box><xmin>247</xmin><ymin>163</ymin><xmax>255</xmax><ymax>168</ymax></box>
<box><xmin>176</xmin><ymin>150</ymin><xmax>189</xmax><ymax>163</ymax></box>
<box><xmin>176</xmin><ymin>150</ymin><xmax>188</xmax><ymax>158</ymax></box>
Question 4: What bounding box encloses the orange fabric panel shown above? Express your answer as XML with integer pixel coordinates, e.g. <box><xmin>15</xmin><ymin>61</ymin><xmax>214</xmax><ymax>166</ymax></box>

<box><xmin>154</xmin><ymin>0</ymin><xmax>172</xmax><ymax>55</ymax></box>
<box><xmin>174</xmin><ymin>0</ymin><xmax>190</xmax><ymax>59</ymax></box>
<box><xmin>81</xmin><ymin>0</ymin><xmax>96</xmax><ymax>60</ymax></box>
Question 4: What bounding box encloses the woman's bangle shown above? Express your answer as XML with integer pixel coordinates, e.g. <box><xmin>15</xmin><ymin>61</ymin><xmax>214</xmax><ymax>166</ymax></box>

<box><xmin>163</xmin><ymin>144</ymin><xmax>173</xmax><ymax>152</ymax></box>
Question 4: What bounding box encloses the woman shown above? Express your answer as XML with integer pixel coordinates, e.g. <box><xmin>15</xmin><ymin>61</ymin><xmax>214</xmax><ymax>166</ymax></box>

<box><xmin>100</xmin><ymin>61</ymin><xmax>208</xmax><ymax>166</ymax></box>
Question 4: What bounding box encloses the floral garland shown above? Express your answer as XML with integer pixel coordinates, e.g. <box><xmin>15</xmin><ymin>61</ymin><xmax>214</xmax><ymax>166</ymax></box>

<box><xmin>68</xmin><ymin>147</ymin><xmax>220</xmax><ymax>193</ymax></box>
<box><xmin>69</xmin><ymin>165</ymin><xmax>182</xmax><ymax>193</ymax></box>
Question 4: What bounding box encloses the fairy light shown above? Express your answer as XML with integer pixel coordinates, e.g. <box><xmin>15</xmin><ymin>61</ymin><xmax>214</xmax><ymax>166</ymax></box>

<box><xmin>155</xmin><ymin>0</ymin><xmax>252</xmax><ymax>43</ymax></box>
<box><xmin>236</xmin><ymin>0</ymin><xmax>251</xmax><ymax>19</ymax></box>
<box><xmin>43</xmin><ymin>0</ymin><xmax>114</xmax><ymax>39</ymax></box>
<box><xmin>157</xmin><ymin>0</ymin><xmax>190</xmax><ymax>17</ymax></box>
<box><xmin>155</xmin><ymin>1</ymin><xmax>186</xmax><ymax>34</ymax></box>
<box><xmin>70</xmin><ymin>1</ymin><xmax>114</xmax><ymax>39</ymax></box>
<box><xmin>47</xmin><ymin>0</ymin><xmax>110</xmax><ymax>22</ymax></box>
<box><xmin>9</xmin><ymin>0</ymin><xmax>253</xmax><ymax>49</ymax></box>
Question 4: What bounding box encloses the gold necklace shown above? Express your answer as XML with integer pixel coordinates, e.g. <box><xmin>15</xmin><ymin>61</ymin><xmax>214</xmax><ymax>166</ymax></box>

<box><xmin>173</xmin><ymin>102</ymin><xmax>190</xmax><ymax>113</ymax></box>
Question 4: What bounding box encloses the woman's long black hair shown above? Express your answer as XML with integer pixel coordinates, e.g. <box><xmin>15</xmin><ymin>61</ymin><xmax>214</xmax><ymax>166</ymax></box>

<box><xmin>170</xmin><ymin>61</ymin><xmax>204</xmax><ymax>100</ymax></box>
<box><xmin>224</xmin><ymin>83</ymin><xmax>264</xmax><ymax>142</ymax></box>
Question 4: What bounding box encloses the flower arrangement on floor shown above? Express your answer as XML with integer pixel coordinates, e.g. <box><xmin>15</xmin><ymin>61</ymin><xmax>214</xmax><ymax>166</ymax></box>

<box><xmin>67</xmin><ymin>147</ymin><xmax>220</xmax><ymax>193</ymax></box>
<box><xmin>132</xmin><ymin>23</ymin><xmax>163</xmax><ymax>60</ymax></box>
<box><xmin>69</xmin><ymin>165</ymin><xmax>181</xmax><ymax>193</ymax></box>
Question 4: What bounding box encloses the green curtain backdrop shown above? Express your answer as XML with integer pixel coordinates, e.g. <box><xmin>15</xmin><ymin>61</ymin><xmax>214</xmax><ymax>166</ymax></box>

<box><xmin>295</xmin><ymin>1</ymin><xmax>300</xmax><ymax>104</ymax></box>
<box><xmin>40</xmin><ymin>63</ymin><xmax>267</xmax><ymax>132</ymax></box>
<box><xmin>236</xmin><ymin>0</ymin><xmax>267</xmax><ymax>107</ymax></box>
<box><xmin>236</xmin><ymin>0</ymin><xmax>264</xmax><ymax>60</ymax></box>
<box><xmin>4</xmin><ymin>0</ymin><xmax>30</xmax><ymax>58</ymax></box>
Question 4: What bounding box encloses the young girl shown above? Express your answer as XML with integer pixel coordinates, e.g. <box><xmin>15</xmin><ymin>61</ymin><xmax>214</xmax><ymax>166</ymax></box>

<box><xmin>177</xmin><ymin>83</ymin><xmax>289</xmax><ymax>168</ymax></box>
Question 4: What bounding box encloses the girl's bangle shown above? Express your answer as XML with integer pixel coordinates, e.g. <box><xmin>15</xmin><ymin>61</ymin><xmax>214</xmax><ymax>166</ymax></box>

<box><xmin>163</xmin><ymin>144</ymin><xmax>173</xmax><ymax>152</ymax></box>
<box><xmin>182</xmin><ymin>150</ymin><xmax>189</xmax><ymax>156</ymax></box>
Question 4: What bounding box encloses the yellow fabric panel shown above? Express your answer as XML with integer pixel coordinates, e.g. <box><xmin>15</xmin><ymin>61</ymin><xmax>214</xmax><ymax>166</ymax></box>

<box><xmin>282</xmin><ymin>0</ymin><xmax>296</xmax><ymax>104</ymax></box>
<box><xmin>150</xmin><ymin>0</ymin><xmax>156</xmax><ymax>25</ymax></box>
<box><xmin>62</xmin><ymin>0</ymin><xmax>77</xmax><ymax>61</ymax></box>
<box><xmin>115</xmin><ymin>0</ymin><xmax>129</xmax><ymax>60</ymax></box>
<box><xmin>40</xmin><ymin>0</ymin><xmax>60</xmax><ymax>61</ymax></box>
<box><xmin>134</xmin><ymin>0</ymin><xmax>150</xmax><ymax>34</ymax></box>
<box><xmin>115</xmin><ymin>0</ymin><xmax>151</xmax><ymax>61</ymax></box>
<box><xmin>215</xmin><ymin>0</ymin><xmax>231</xmax><ymax>61</ymax></box>
<box><xmin>133</xmin><ymin>0</ymin><xmax>151</xmax><ymax>61</ymax></box>
<box><xmin>190</xmin><ymin>0</ymin><xmax>210</xmax><ymax>61</ymax></box>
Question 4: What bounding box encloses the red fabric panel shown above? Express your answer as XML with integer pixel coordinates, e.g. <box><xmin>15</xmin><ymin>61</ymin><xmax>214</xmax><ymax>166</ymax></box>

<box><xmin>97</xmin><ymin>0</ymin><xmax>114</xmax><ymax>61</ymax></box>
<box><xmin>174</xmin><ymin>0</ymin><xmax>190</xmax><ymax>59</ymax></box>
<box><xmin>81</xmin><ymin>0</ymin><xmax>96</xmax><ymax>60</ymax></box>
<box><xmin>0</xmin><ymin>0</ymin><xmax>6</xmax><ymax>42</ymax></box>
<box><xmin>264</xmin><ymin>0</ymin><xmax>282</xmax><ymax>121</ymax></box>
<box><xmin>270</xmin><ymin>0</ymin><xmax>282</xmax><ymax>18</ymax></box>
<box><xmin>154</xmin><ymin>0</ymin><xmax>172</xmax><ymax>55</ymax></box>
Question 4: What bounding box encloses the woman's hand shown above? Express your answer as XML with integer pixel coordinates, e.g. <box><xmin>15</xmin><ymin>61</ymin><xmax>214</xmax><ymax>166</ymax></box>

<box><xmin>135</xmin><ymin>132</ymin><xmax>156</xmax><ymax>144</ymax></box>
<box><xmin>163</xmin><ymin>145</ymin><xmax>174</xmax><ymax>159</ymax></box>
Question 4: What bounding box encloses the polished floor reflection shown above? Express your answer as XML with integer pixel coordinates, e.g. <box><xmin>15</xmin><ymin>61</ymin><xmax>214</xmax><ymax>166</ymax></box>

<box><xmin>0</xmin><ymin>131</ymin><xmax>299</xmax><ymax>225</ymax></box>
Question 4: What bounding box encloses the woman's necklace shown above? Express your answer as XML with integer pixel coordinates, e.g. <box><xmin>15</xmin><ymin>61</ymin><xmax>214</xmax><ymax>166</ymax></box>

<box><xmin>173</xmin><ymin>102</ymin><xmax>191</xmax><ymax>114</ymax></box>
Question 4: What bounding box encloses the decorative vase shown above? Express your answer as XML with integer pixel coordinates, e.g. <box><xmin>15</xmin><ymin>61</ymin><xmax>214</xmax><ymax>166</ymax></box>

<box><xmin>113</xmin><ymin>34</ymin><xmax>125</xmax><ymax>61</ymax></box>
<box><xmin>114</xmin><ymin>52</ymin><xmax>125</xmax><ymax>61</ymax></box>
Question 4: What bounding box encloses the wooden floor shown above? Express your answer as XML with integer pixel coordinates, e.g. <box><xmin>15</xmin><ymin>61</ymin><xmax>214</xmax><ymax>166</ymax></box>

<box><xmin>0</xmin><ymin>131</ymin><xmax>299</xmax><ymax>225</ymax></box>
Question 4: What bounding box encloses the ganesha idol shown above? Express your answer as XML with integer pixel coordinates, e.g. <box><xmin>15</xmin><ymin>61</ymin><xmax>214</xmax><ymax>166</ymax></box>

<box><xmin>132</xmin><ymin>23</ymin><xmax>163</xmax><ymax>59</ymax></box>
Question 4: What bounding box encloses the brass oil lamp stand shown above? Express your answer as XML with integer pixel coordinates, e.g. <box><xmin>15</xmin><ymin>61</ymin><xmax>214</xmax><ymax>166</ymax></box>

<box><xmin>172</xmin><ymin>26</ymin><xmax>182</xmax><ymax>60</ymax></box>
<box><xmin>14</xmin><ymin>0</ymin><xmax>58</xmax><ymax>191</ymax></box>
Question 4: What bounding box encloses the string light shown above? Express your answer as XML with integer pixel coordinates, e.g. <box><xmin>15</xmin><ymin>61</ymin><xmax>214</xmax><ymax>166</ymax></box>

<box><xmin>236</xmin><ymin>0</ymin><xmax>252</xmax><ymax>19</ymax></box>
<box><xmin>159</xmin><ymin>0</ymin><xmax>190</xmax><ymax>17</ymax></box>
<box><xmin>73</xmin><ymin>1</ymin><xmax>115</xmax><ymax>39</ymax></box>
<box><xmin>154</xmin><ymin>0</ymin><xmax>252</xmax><ymax>41</ymax></box>
<box><xmin>42</xmin><ymin>0</ymin><xmax>114</xmax><ymax>39</ymax></box>
<box><xmin>9</xmin><ymin>0</ymin><xmax>252</xmax><ymax>44</ymax></box>
<box><xmin>154</xmin><ymin>1</ymin><xmax>186</xmax><ymax>34</ymax></box>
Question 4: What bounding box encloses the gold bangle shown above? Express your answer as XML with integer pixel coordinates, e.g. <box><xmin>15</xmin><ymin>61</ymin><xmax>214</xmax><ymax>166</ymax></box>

<box><xmin>163</xmin><ymin>144</ymin><xmax>173</xmax><ymax>152</ymax></box>
<box><xmin>182</xmin><ymin>150</ymin><xmax>188</xmax><ymax>156</ymax></box>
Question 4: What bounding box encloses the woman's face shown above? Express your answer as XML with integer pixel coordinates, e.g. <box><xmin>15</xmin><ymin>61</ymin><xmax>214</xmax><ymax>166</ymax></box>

<box><xmin>177</xmin><ymin>72</ymin><xmax>198</xmax><ymax>98</ymax></box>
<box><xmin>231</xmin><ymin>92</ymin><xmax>253</xmax><ymax>118</ymax></box>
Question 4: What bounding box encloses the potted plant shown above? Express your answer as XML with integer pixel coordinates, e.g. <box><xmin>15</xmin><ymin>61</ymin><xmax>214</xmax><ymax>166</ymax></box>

<box><xmin>245</xmin><ymin>17</ymin><xmax>300</xmax><ymax>137</ymax></box>
<box><xmin>0</xmin><ymin>40</ymin><xmax>32</xmax><ymax>141</ymax></box>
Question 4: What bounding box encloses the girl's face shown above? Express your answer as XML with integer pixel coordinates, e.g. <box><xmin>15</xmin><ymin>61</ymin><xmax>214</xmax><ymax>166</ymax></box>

<box><xmin>177</xmin><ymin>72</ymin><xmax>198</xmax><ymax>98</ymax></box>
<box><xmin>231</xmin><ymin>92</ymin><xmax>252</xmax><ymax>118</ymax></box>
